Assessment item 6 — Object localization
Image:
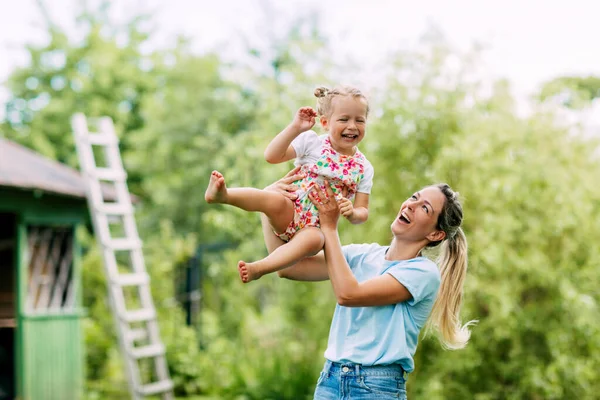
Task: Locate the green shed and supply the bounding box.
[0,138,116,400]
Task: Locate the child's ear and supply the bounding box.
[320,116,329,130]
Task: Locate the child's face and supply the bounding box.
[321,96,368,155]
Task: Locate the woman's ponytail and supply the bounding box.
[425,185,477,349]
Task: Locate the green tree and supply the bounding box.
[0,3,204,397]
[2,1,158,177]
[4,3,600,397]
[127,14,341,398]
[416,91,600,400]
[539,75,600,108]
[363,33,600,399]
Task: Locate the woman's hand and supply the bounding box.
[308,181,341,231]
[264,166,304,200]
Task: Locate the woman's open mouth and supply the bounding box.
[398,211,411,224]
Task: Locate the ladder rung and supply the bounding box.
[137,380,174,396]
[126,328,148,342]
[94,167,126,181]
[113,272,149,286]
[130,343,165,359]
[87,133,118,145]
[122,308,156,323]
[105,238,142,251]
[97,203,133,215]
[73,114,172,397]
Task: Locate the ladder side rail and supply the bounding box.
[98,118,142,245]
[98,117,172,396]
[72,113,143,400]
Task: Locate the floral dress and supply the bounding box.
[275,136,369,242]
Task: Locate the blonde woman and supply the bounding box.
[262,170,475,400]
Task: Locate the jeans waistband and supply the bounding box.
[323,360,405,377]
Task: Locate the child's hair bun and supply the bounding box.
[314,86,329,98]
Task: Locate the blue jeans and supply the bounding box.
[313,360,407,399]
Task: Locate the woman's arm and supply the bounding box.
[259,213,329,281]
[261,168,329,281]
[309,183,413,307]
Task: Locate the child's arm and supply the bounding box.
[264,107,317,164]
[339,193,369,225]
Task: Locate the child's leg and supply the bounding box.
[238,227,324,283]
[205,170,294,233]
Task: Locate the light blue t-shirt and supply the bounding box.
[323,243,441,372]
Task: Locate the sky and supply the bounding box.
[0,0,599,122]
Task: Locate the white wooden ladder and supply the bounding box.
[72,113,174,399]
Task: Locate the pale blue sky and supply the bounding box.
[1,0,599,120]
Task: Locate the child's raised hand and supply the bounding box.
[338,197,354,219]
[292,107,317,133]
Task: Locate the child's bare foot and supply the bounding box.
[205,171,228,204]
[238,260,263,283]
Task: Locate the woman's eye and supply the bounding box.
[411,195,417,200]
[423,205,429,214]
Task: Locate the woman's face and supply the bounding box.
[391,186,447,243]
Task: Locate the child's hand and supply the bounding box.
[338,197,354,219]
[292,107,317,133]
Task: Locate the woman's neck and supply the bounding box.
[385,238,426,261]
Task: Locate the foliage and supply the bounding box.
[538,75,600,108]
[2,3,600,399]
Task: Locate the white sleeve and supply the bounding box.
[291,130,320,159]
[357,159,374,194]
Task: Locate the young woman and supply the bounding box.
[259,169,475,399]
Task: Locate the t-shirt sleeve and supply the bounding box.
[357,159,374,194]
[342,243,359,262]
[291,130,320,159]
[387,259,440,306]
[342,243,376,271]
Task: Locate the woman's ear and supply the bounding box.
[426,229,446,243]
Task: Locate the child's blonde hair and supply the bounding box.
[314,86,370,119]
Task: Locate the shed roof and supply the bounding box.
[0,137,121,201]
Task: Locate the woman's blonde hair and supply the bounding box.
[313,85,370,120]
[425,183,477,350]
